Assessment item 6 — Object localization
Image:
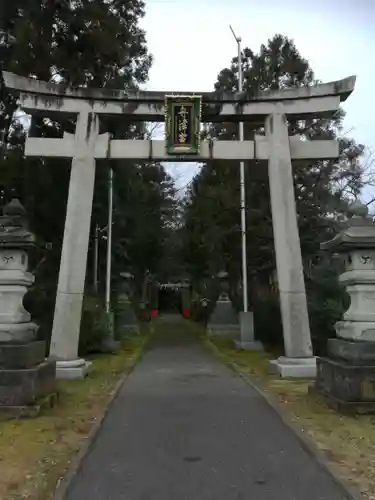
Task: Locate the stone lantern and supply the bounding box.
[314,201,375,413]
[0,199,56,419]
[207,271,240,338]
[216,270,230,297]
[116,272,139,335]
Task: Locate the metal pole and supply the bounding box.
[93,224,99,293]
[105,167,113,313]
[230,25,248,313]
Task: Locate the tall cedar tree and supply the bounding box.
[0,0,177,333]
[183,35,364,319]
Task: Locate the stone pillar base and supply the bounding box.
[269,356,317,378]
[0,340,57,420]
[55,358,91,380]
[314,338,375,414]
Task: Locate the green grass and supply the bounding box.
[0,334,149,500]
[207,336,375,499]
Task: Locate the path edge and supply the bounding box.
[205,339,363,500]
[52,333,151,500]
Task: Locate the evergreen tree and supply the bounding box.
[182,34,365,342]
[0,0,177,346]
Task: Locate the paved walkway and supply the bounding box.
[65,317,349,499]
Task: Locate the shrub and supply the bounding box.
[24,284,55,354]
[253,295,283,348]
[79,295,112,355]
[307,267,348,355]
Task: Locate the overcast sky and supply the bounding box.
[140,0,375,190]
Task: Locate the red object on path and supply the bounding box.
[183,308,190,318]
[151,309,159,318]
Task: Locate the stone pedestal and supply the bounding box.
[207,292,240,338]
[235,311,264,351]
[0,200,57,418]
[0,341,57,419]
[314,338,375,413]
[314,202,375,412]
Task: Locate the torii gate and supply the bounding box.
[3,71,355,379]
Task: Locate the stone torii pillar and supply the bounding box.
[49,117,109,379]
[266,113,315,377]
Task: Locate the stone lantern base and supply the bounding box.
[0,340,57,420]
[313,338,375,414]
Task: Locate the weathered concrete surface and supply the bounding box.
[3,71,355,103]
[65,319,348,500]
[25,136,339,162]
[266,113,315,378]
[49,112,99,379]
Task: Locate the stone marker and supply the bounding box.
[207,272,240,338]
[314,202,375,413]
[0,199,57,419]
[115,272,139,336]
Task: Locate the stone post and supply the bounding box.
[265,113,316,377]
[314,202,375,413]
[0,199,57,419]
[49,112,100,379]
[235,280,263,351]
